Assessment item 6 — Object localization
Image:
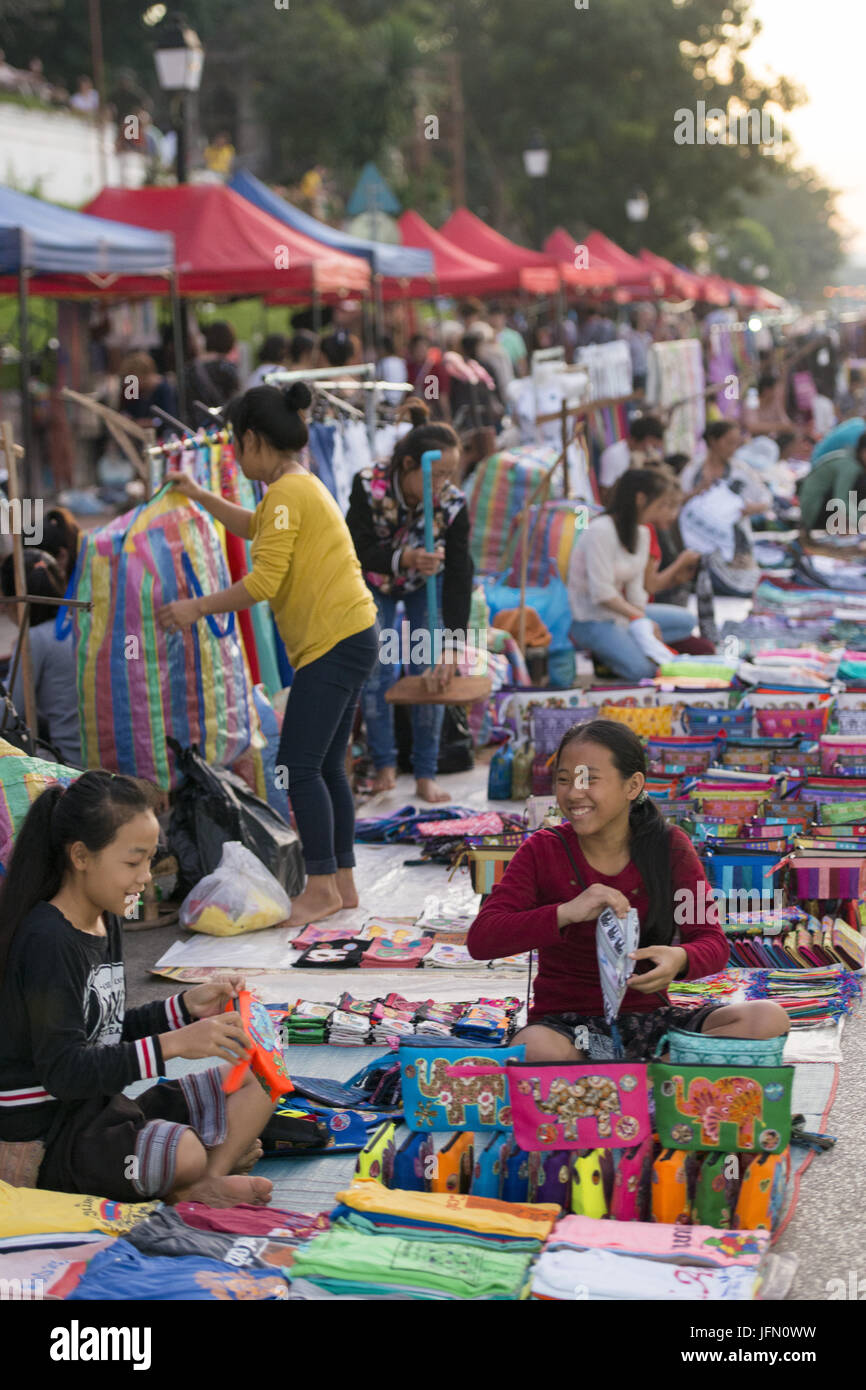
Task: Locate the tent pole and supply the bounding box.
[3,420,37,740]
[169,271,187,425]
[312,287,322,336]
[17,231,33,497]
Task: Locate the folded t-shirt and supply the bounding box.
[67,1239,290,1301]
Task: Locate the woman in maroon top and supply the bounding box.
[468,719,789,1061]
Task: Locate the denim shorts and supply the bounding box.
[533,1002,725,1062]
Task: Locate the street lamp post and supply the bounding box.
[153,12,204,183]
[523,133,550,250]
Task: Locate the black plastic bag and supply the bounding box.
[394,702,475,776]
[167,740,304,900]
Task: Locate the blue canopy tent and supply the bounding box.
[228,168,434,281]
[0,185,176,487]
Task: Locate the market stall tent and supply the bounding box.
[396,210,514,296]
[228,168,434,282]
[581,230,665,299]
[439,207,561,294]
[83,184,370,297]
[543,228,617,291]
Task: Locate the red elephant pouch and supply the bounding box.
[500,1062,652,1151]
[649,1063,794,1155]
[223,990,294,1103]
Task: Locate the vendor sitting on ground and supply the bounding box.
[0,549,82,767]
[346,398,474,804]
[467,719,790,1061]
[156,382,379,927]
[567,469,701,682]
[0,771,275,1206]
[797,429,866,543]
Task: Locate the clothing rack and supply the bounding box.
[265,364,414,453]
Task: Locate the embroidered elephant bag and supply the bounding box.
[649,1063,794,1154]
[499,1062,652,1151]
[398,1044,525,1133]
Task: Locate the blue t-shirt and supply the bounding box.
[811,418,866,464]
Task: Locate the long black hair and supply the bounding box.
[0,770,155,985]
[0,549,65,626]
[227,381,312,453]
[388,397,459,487]
[605,468,669,553]
[554,718,673,946]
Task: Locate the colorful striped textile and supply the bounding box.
[67,486,254,790]
[465,446,563,575]
[0,739,80,870]
[503,499,598,586]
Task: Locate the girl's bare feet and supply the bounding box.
[416,777,451,804]
[370,766,397,793]
[285,875,342,928]
[231,1139,263,1175]
[172,1174,273,1207]
[335,867,359,910]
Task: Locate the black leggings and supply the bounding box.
[277,624,379,875]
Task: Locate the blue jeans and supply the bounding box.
[570,603,696,682]
[362,587,444,781]
[277,624,379,875]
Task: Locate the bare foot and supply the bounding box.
[371,766,397,793]
[285,877,342,928]
[231,1139,263,1174]
[335,867,359,910]
[416,778,451,804]
[172,1174,273,1207]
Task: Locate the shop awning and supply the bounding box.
[396,210,514,296]
[582,231,665,298]
[228,168,433,281]
[80,184,370,297]
[543,229,617,290]
[439,208,561,294]
[0,184,174,287]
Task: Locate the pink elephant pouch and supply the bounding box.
[492,1062,652,1151]
[610,1135,655,1222]
[649,1063,794,1154]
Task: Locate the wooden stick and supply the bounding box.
[2,420,37,740]
[59,386,151,441]
[0,595,91,609]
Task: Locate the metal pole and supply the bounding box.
[3,420,38,740]
[175,93,188,184]
[88,0,108,190]
[169,270,187,424]
[17,232,33,497]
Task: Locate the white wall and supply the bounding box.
[0,103,148,202]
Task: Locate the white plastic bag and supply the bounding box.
[679,482,744,562]
[179,840,292,936]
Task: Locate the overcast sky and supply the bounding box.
[749,0,866,260]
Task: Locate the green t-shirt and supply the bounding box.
[797,449,866,533]
[498,326,527,367]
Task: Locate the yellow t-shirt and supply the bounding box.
[243,472,376,670]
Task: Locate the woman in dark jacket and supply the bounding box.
[346,400,474,803]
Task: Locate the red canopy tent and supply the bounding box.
[581,231,665,299]
[81,185,370,298]
[543,228,617,290]
[396,210,509,296]
[637,248,708,302]
[439,207,561,294]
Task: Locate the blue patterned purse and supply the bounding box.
[656,1029,787,1068]
[398,1043,525,1132]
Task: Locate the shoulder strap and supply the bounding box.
[548,826,588,893]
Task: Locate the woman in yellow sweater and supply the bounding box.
[156,382,378,927]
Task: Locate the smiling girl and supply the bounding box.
[0,772,275,1206]
[467,719,789,1061]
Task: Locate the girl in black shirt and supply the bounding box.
[0,771,276,1206]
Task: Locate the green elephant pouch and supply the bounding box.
[399,1044,525,1133]
[649,1063,794,1154]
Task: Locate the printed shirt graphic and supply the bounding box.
[83,962,126,1046]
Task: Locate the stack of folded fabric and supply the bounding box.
[327,1010,372,1045]
[453,999,520,1044]
[531,1215,768,1301]
[288,1184,558,1300]
[285,1001,331,1045]
[424,942,480,969]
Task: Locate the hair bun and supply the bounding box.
[399,395,430,429]
[283,381,312,412]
